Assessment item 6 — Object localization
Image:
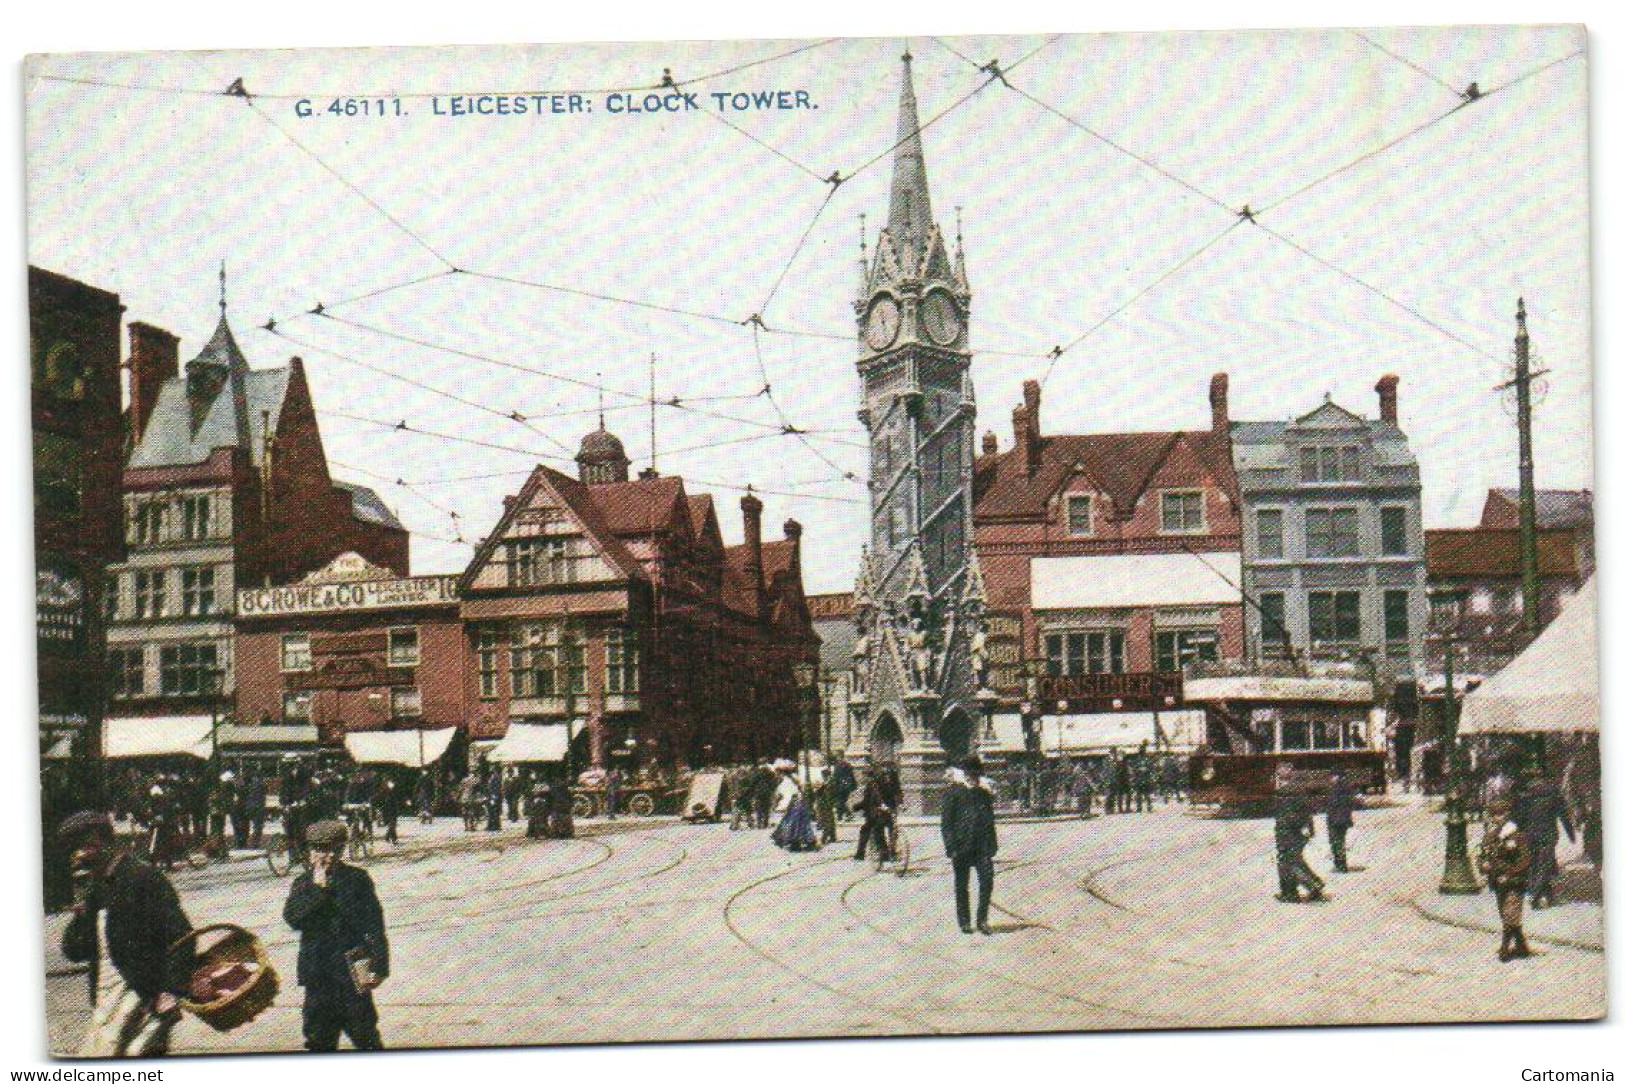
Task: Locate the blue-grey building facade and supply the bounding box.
[1231,375,1428,688]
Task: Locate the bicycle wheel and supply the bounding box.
[572,793,597,820]
[891,828,912,876]
[266,835,291,877]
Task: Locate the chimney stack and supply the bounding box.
[1209,372,1230,433]
[1376,373,1400,425]
[127,322,179,444]
[740,490,764,607]
[1013,380,1043,476]
[783,518,803,579]
[981,430,998,456]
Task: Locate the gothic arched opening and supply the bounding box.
[870,713,904,765]
[939,707,975,761]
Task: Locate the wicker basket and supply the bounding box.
[172,923,280,1033]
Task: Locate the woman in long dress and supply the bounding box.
[771,764,818,852]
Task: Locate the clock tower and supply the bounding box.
[848,51,989,813]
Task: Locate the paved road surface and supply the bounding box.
[43,796,1603,1054]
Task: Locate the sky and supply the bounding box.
[24,26,1592,593]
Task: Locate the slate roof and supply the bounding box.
[1485,489,1594,530]
[333,480,405,531]
[128,366,290,469]
[974,429,1237,522]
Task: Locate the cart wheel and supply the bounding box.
[266,835,291,877]
[572,793,597,820]
[628,793,656,818]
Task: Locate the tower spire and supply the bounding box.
[219,259,228,313]
[887,49,934,249]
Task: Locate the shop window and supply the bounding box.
[388,626,420,667]
[1155,629,1219,672]
[280,633,312,672]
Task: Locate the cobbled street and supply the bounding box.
[43,796,1603,1054]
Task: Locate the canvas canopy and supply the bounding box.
[1039,710,1205,754]
[487,720,584,763]
[104,716,214,759]
[345,726,457,767]
[1458,578,1599,736]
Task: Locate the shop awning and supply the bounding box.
[345,727,458,767]
[104,716,214,759]
[487,720,584,763]
[1040,710,1206,754]
[1031,552,1241,610]
[1183,675,1373,704]
[216,723,321,751]
[1459,578,1598,736]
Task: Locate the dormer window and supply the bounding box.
[1065,494,1093,537]
[1159,491,1206,535]
[1300,445,1361,483]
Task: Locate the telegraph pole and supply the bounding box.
[1497,299,1549,638]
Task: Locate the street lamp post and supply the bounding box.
[1430,588,1480,895]
[792,661,818,783]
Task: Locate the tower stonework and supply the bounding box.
[847,52,989,814]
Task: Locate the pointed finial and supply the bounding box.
[219,260,228,313]
[597,378,606,429]
[902,40,913,65]
[859,212,868,257]
[1516,296,1529,341]
[954,204,964,246]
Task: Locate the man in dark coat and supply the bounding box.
[1324,772,1359,873]
[484,766,504,832]
[1513,771,1576,908]
[59,812,194,1056]
[853,766,896,862]
[284,819,390,1052]
[1274,792,1325,902]
[941,756,999,935]
[236,767,268,848]
[752,762,777,829]
[830,756,858,821]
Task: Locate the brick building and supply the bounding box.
[30,267,127,763]
[970,376,1244,752]
[104,282,409,741]
[459,421,819,771]
[234,551,468,756]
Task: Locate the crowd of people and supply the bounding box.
[1010,745,1187,818]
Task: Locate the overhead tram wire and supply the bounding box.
[319,407,573,463]
[697,106,827,182]
[1351,31,1466,99]
[1038,218,1246,388]
[35,37,841,103]
[263,268,460,333]
[461,268,743,329]
[270,325,574,452]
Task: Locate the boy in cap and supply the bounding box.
[283,819,390,1051]
[58,811,194,1056]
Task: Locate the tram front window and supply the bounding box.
[1281,719,1312,751]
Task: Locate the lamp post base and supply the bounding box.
[1439,805,1482,895]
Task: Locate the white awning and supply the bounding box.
[1183,675,1373,704]
[1031,552,1241,610]
[345,727,458,767]
[1459,578,1598,736]
[1040,710,1205,754]
[104,716,214,759]
[487,720,584,763]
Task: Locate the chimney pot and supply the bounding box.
[1209,372,1230,433]
[1376,373,1400,425]
[982,430,998,456]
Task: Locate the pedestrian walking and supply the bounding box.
[458,773,480,832]
[284,820,390,1051]
[771,763,817,851]
[831,755,857,821]
[527,776,551,839]
[415,770,435,824]
[1071,758,1095,819]
[1274,791,1325,902]
[58,812,194,1057]
[504,768,523,823]
[1132,742,1155,812]
[209,771,236,845]
[941,756,998,935]
[484,766,504,832]
[728,766,753,830]
[238,767,267,848]
[1109,749,1131,814]
[605,767,621,821]
[377,775,400,845]
[813,778,838,844]
[1513,770,1576,909]
[853,766,895,862]
[549,776,576,839]
[1324,772,1359,872]
[1480,803,1533,962]
[752,761,777,829]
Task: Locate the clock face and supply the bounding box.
[920,291,962,346]
[864,297,901,351]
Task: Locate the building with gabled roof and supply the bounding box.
[104,275,408,737]
[459,420,818,772]
[969,375,1245,759]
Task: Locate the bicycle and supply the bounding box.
[870,819,912,876]
[265,801,308,877]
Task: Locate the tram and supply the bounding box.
[1183,674,1387,807]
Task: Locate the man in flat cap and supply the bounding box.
[58,811,194,1056]
[283,819,390,1052]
